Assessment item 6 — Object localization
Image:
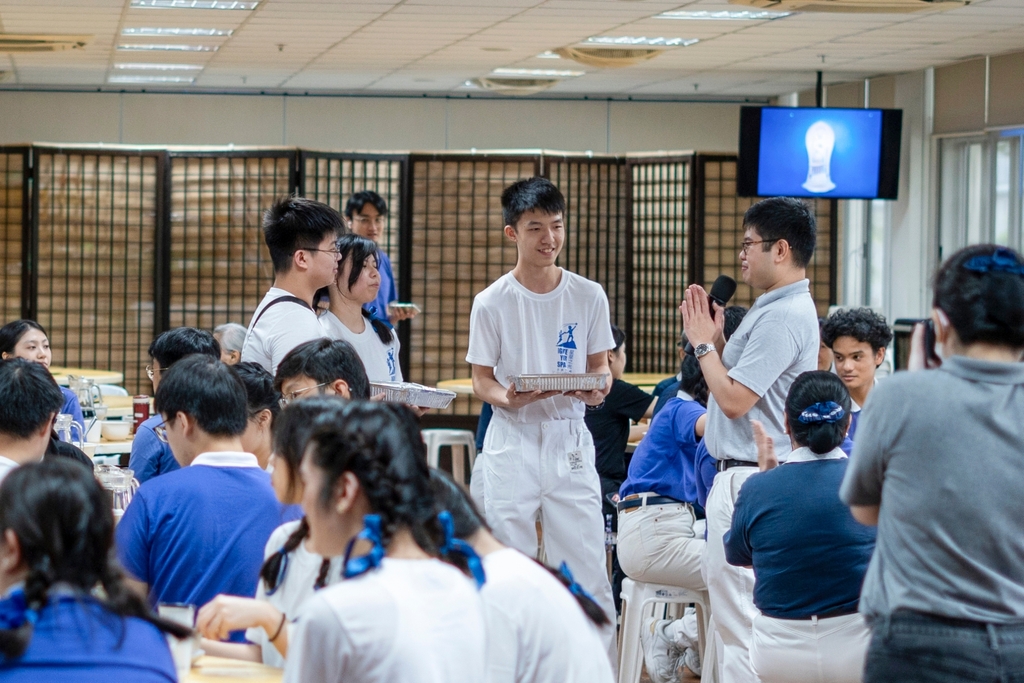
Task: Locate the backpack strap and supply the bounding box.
[247,295,313,335]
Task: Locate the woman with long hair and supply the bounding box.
[0,320,84,433]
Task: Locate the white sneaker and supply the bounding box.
[681,646,702,677]
[641,617,683,683]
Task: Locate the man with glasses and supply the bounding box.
[344,190,418,326]
[680,196,820,683]
[273,338,371,407]
[129,327,221,484]
[241,197,344,374]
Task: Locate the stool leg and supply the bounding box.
[617,586,644,683]
[452,444,466,485]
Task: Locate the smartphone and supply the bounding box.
[922,319,940,365]
[892,318,940,369]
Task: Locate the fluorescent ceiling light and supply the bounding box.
[114,63,203,70]
[655,10,790,20]
[536,51,561,59]
[117,43,218,51]
[130,0,257,8]
[108,75,196,83]
[492,68,583,77]
[584,36,698,47]
[122,27,233,36]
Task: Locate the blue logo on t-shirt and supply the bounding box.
[387,348,397,381]
[557,323,578,372]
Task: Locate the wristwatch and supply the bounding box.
[693,343,716,359]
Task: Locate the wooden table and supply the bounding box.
[437,378,474,395]
[438,373,673,397]
[49,366,124,386]
[183,655,282,682]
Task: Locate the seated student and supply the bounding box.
[0,320,84,435]
[0,359,64,483]
[820,307,892,442]
[284,401,486,683]
[320,234,403,383]
[129,327,221,484]
[724,371,876,683]
[274,337,371,405]
[232,362,280,471]
[116,355,283,643]
[214,322,247,365]
[196,397,344,668]
[0,459,190,682]
[242,197,343,374]
[431,469,614,683]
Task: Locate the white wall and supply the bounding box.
[0,90,741,153]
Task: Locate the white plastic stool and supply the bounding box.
[618,577,712,683]
[422,429,476,487]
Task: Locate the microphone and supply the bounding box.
[684,275,738,356]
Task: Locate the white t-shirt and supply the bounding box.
[481,548,614,683]
[320,311,402,383]
[283,558,486,683]
[245,520,341,668]
[0,456,18,485]
[241,287,326,374]
[466,270,615,423]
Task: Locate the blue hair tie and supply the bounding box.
[797,401,846,425]
[0,588,34,630]
[559,562,597,603]
[963,248,1024,276]
[437,511,486,589]
[342,514,386,579]
[264,546,289,597]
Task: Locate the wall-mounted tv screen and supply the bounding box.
[738,106,903,200]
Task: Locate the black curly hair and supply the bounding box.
[933,244,1024,348]
[820,308,893,357]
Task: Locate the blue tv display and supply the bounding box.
[738,106,902,200]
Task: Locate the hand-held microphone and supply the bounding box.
[684,275,738,356]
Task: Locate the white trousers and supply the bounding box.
[617,498,705,592]
[750,612,870,683]
[480,413,617,668]
[702,466,759,683]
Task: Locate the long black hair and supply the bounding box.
[785,371,851,455]
[336,234,394,345]
[0,320,47,357]
[231,362,281,422]
[0,459,191,658]
[933,244,1024,349]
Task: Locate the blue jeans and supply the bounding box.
[865,610,1024,683]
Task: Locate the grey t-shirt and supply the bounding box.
[705,279,819,463]
[841,356,1024,623]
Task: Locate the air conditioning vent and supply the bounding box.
[729,0,966,12]
[471,77,559,96]
[0,34,91,52]
[555,46,664,68]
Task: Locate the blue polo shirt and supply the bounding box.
[0,590,177,682]
[116,451,281,642]
[59,387,84,429]
[129,415,180,483]
[369,249,398,322]
[620,397,705,503]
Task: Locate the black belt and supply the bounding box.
[617,495,684,512]
[716,459,757,472]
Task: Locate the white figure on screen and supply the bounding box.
[803,120,837,193]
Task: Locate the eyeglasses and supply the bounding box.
[740,238,780,255]
[352,215,386,227]
[146,363,171,381]
[302,247,341,258]
[154,423,169,443]
[279,382,330,408]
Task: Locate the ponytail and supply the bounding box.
[260,517,310,594]
[362,308,396,346]
[540,560,610,627]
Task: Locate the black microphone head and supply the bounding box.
[709,275,737,307]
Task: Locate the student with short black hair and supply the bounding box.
[231,362,281,471]
[0,359,64,483]
[274,337,371,405]
[0,459,190,682]
[242,197,344,374]
[129,326,222,483]
[116,355,282,643]
[821,307,892,441]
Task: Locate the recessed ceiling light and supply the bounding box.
[536,51,561,59]
[114,63,203,70]
[122,27,233,36]
[584,36,698,47]
[117,43,218,51]
[491,67,584,77]
[108,75,196,84]
[130,0,257,8]
[654,10,790,20]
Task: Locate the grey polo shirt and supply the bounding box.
[704,279,819,463]
[841,356,1024,623]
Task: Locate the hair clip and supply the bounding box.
[797,401,846,424]
[438,511,486,588]
[0,588,34,630]
[559,561,597,603]
[342,514,386,579]
[963,248,1024,276]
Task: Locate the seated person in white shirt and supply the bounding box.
[116,356,283,643]
[0,359,64,484]
[241,197,344,374]
[430,469,614,683]
[273,338,371,406]
[283,401,486,683]
[320,234,402,384]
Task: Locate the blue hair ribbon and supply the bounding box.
[438,510,487,589]
[264,546,289,597]
[559,561,597,604]
[0,588,34,630]
[797,401,846,425]
[342,514,386,579]
[963,248,1024,276]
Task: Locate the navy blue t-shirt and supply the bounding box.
[116,455,281,641]
[129,415,180,484]
[724,456,876,619]
[620,397,705,503]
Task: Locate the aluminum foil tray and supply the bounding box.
[506,373,609,393]
[370,382,457,410]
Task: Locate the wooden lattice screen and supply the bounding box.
[0,148,27,324]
